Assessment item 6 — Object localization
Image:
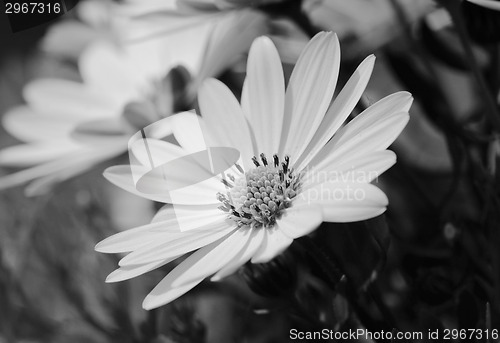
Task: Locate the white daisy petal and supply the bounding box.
[280,32,340,160]
[0,147,121,195]
[23,79,117,118]
[194,10,268,86]
[78,42,144,101]
[300,182,388,223]
[106,259,179,283]
[118,221,236,267]
[210,227,266,281]
[96,221,179,254]
[331,92,413,148]
[141,231,246,309]
[251,227,293,264]
[275,202,323,239]
[295,55,376,171]
[171,112,209,153]
[198,79,255,168]
[313,111,410,171]
[2,106,83,142]
[130,138,185,168]
[104,165,224,205]
[467,0,500,11]
[171,228,251,287]
[0,143,79,167]
[143,278,203,310]
[242,36,285,157]
[303,150,397,190]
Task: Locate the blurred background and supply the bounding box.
[1,0,500,342]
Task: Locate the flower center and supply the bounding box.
[217,154,302,229]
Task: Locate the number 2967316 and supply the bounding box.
[5,2,61,14]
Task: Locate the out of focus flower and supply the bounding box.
[41,0,124,59]
[304,0,433,57]
[0,10,268,196]
[465,0,500,11]
[96,32,412,310]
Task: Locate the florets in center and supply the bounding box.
[217,154,302,229]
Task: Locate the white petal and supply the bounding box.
[0,146,122,195]
[106,259,178,283]
[276,202,323,239]
[241,36,285,157]
[198,78,255,169]
[2,106,82,142]
[141,228,251,309]
[295,55,376,171]
[195,10,268,87]
[95,221,181,254]
[78,42,144,101]
[118,220,236,266]
[143,278,203,310]
[211,227,266,281]
[332,92,412,147]
[312,111,410,172]
[129,138,185,169]
[302,150,397,190]
[103,165,224,205]
[171,112,208,153]
[280,32,340,162]
[128,137,237,198]
[298,182,388,222]
[251,227,293,264]
[467,0,500,10]
[171,228,251,287]
[0,143,79,167]
[23,79,118,118]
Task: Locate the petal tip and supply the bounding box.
[142,296,157,311]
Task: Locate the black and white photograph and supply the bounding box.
[1,0,500,342]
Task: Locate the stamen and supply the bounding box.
[273,154,279,167]
[221,179,233,188]
[235,163,244,173]
[217,153,302,229]
[260,153,268,166]
[216,192,226,202]
[281,161,288,174]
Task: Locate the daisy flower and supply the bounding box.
[96,31,412,310]
[0,10,267,196]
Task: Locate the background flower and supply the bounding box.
[0,9,267,196]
